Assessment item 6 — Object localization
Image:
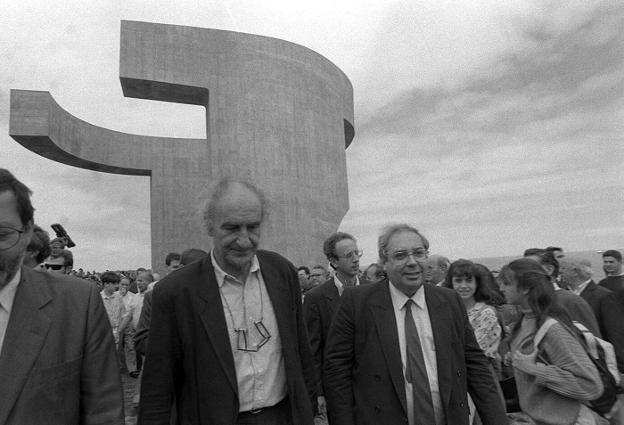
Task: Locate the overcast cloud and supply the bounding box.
[1,0,622,270]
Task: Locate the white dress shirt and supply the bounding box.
[211,251,287,412]
[0,268,21,355]
[388,282,444,425]
[117,290,145,330]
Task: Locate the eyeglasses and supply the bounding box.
[337,249,363,260]
[0,226,25,251]
[387,249,427,262]
[45,263,65,270]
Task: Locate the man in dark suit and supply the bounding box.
[560,257,624,372]
[139,179,316,425]
[324,224,507,425]
[0,169,123,425]
[303,232,367,420]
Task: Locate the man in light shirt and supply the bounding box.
[139,178,316,425]
[118,276,145,377]
[0,168,123,424]
[324,223,507,425]
[100,271,128,348]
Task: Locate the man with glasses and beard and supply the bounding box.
[0,168,123,424]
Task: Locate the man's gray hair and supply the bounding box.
[377,223,429,262]
[201,178,267,227]
[563,256,593,279]
[428,254,451,270]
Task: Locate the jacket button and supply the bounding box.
[460,401,464,407]
[374,374,381,381]
[374,406,381,413]
[457,370,461,376]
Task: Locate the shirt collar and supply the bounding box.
[388,280,426,311]
[210,249,260,287]
[333,274,360,291]
[573,279,592,295]
[101,290,118,300]
[0,268,21,315]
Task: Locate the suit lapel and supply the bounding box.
[259,255,293,351]
[581,281,596,300]
[425,286,453,410]
[195,259,238,395]
[0,268,52,424]
[322,281,339,317]
[370,281,408,415]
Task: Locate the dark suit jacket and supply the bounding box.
[139,250,316,425]
[0,267,124,425]
[324,280,507,425]
[598,275,624,310]
[555,288,601,337]
[303,278,371,396]
[580,280,624,372]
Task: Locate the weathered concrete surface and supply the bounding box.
[10,21,354,273]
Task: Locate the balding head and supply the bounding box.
[202,178,265,280]
[559,256,592,289]
[202,179,266,230]
[426,254,450,285]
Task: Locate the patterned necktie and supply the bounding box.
[404,299,435,425]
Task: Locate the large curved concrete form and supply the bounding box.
[10,20,354,273]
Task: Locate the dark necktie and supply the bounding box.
[404,299,435,425]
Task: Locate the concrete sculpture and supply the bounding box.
[10,20,354,273]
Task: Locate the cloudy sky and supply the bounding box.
[1,0,622,271]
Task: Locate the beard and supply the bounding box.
[0,252,23,289]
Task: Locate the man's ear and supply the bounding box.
[328,257,337,270]
[22,220,34,243]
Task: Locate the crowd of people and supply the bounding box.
[1,167,623,425]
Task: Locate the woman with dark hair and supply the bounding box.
[473,263,505,306]
[444,260,504,424]
[443,259,502,364]
[499,258,605,425]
